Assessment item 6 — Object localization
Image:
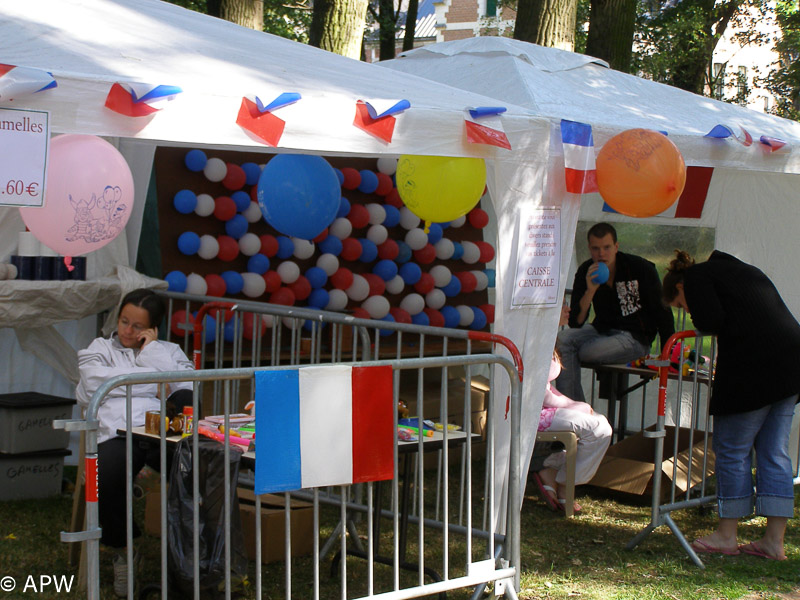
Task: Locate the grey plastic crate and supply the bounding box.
[0,448,70,500]
[0,392,76,454]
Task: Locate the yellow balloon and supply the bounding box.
[396,156,486,226]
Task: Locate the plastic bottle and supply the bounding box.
[182,406,194,436]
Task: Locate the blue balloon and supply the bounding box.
[318,235,343,256]
[241,162,261,186]
[276,236,294,259]
[486,269,496,288]
[303,319,327,332]
[442,276,462,298]
[247,253,270,274]
[358,239,378,263]
[221,271,244,295]
[379,314,396,337]
[411,311,430,327]
[257,154,341,240]
[470,307,487,330]
[231,190,251,212]
[177,232,201,255]
[305,266,328,289]
[441,306,460,329]
[184,149,207,172]
[308,288,330,309]
[224,320,241,343]
[337,197,351,218]
[451,242,464,261]
[165,270,187,292]
[382,205,400,227]
[225,214,249,239]
[592,261,610,284]
[173,189,197,214]
[395,241,412,264]
[399,262,422,285]
[426,223,443,245]
[373,259,398,281]
[333,168,344,186]
[358,170,379,194]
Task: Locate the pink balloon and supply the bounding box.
[19,135,134,257]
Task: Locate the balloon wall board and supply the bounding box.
[153,146,495,340]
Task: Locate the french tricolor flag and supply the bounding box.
[561,120,599,194]
[254,365,394,494]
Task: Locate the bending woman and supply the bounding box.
[663,250,800,561]
[76,288,194,594]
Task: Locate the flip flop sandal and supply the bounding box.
[531,471,559,512]
[739,542,787,561]
[691,538,740,556]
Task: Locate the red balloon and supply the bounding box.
[384,188,403,208]
[289,276,312,301]
[413,243,436,264]
[270,287,296,306]
[377,239,399,260]
[375,173,394,196]
[205,273,227,297]
[389,307,412,324]
[222,163,246,191]
[479,303,495,324]
[351,307,370,320]
[331,267,354,290]
[249,185,258,203]
[455,272,478,294]
[259,234,278,257]
[214,196,237,221]
[423,308,445,328]
[363,273,386,297]
[217,235,240,261]
[340,168,361,190]
[347,204,370,229]
[170,310,195,337]
[262,270,282,293]
[242,311,267,340]
[312,228,329,243]
[414,272,435,294]
[340,237,363,261]
[476,241,495,263]
[468,208,489,229]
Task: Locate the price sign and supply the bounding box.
[0,107,49,207]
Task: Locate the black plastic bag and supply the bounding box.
[167,437,248,598]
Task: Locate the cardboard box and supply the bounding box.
[0,392,75,454]
[589,425,714,498]
[0,449,69,500]
[237,488,313,564]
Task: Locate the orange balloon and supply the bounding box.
[596,129,686,218]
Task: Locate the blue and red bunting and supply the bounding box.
[237,97,286,147]
[465,107,511,150]
[105,82,182,117]
[353,100,397,143]
[0,64,57,102]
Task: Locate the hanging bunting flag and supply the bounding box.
[560,119,598,194]
[363,99,410,120]
[236,92,299,147]
[704,124,753,147]
[254,364,394,494]
[255,92,301,113]
[0,64,57,102]
[104,82,182,117]
[759,135,789,153]
[464,107,511,150]
[353,99,409,143]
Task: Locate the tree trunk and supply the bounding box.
[378,0,397,61]
[402,0,419,52]
[513,0,579,51]
[585,0,637,72]
[309,0,370,59]
[220,0,264,30]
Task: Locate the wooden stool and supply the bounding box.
[534,430,578,517]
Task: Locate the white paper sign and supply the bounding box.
[511,207,561,308]
[0,107,49,207]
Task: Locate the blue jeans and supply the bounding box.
[712,394,797,519]
[555,324,648,403]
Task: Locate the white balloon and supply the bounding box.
[346,274,369,301]
[195,193,216,217]
[425,289,446,310]
[434,238,455,260]
[399,206,421,230]
[326,288,349,311]
[282,317,302,330]
[292,238,316,260]
[457,305,475,326]
[399,293,425,315]
[241,272,267,298]
[185,273,208,296]
[461,241,481,264]
[471,270,489,291]
[329,217,353,240]
[405,228,428,251]
[430,265,452,288]
[366,224,388,245]
[243,201,263,223]
[385,275,405,295]
[376,156,398,175]
[362,296,390,319]
[277,261,300,284]
[197,235,219,260]
[449,215,466,228]
[316,253,340,276]
[238,232,261,256]
[262,314,275,329]
[203,157,227,182]
[5,263,17,279]
[365,203,386,225]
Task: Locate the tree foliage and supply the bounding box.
[760,0,800,119]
